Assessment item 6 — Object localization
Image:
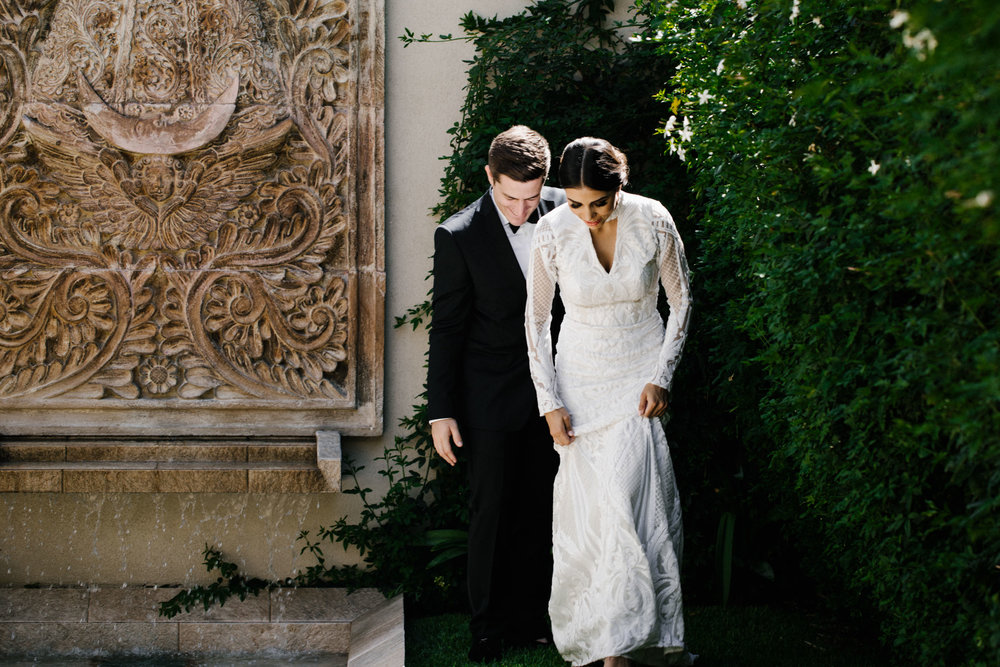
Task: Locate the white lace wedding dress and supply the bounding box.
[525,192,693,666]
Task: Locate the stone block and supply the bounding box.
[151,469,249,493]
[0,588,88,621]
[0,621,178,655]
[0,469,62,492]
[88,587,194,623]
[170,593,271,623]
[347,594,404,667]
[272,588,385,623]
[248,468,329,493]
[62,469,151,493]
[248,444,315,462]
[316,430,342,492]
[178,622,350,655]
[63,468,248,493]
[65,444,247,463]
[0,444,65,462]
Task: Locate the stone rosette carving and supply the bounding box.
[0,0,384,435]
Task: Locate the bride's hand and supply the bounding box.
[638,383,669,418]
[544,407,576,446]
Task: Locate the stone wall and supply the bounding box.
[0,0,632,587]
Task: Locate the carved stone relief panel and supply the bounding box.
[0,0,384,436]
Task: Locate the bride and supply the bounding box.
[525,137,694,666]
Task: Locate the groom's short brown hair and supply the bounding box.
[488,125,551,183]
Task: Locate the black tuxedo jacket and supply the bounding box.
[427,186,566,432]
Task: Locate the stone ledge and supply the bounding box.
[347,594,405,667]
[0,432,341,493]
[0,586,402,665]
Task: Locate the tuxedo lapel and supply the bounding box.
[472,195,527,294]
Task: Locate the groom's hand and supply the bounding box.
[431,418,463,466]
[545,408,576,446]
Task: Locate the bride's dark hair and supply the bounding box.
[557,137,629,191]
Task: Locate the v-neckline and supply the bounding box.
[588,217,620,274]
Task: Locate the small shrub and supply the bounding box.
[159,546,271,617]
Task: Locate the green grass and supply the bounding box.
[405,606,890,667]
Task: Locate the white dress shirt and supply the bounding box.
[492,188,535,278]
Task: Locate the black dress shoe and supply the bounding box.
[468,636,504,663]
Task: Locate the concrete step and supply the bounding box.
[0,586,403,665]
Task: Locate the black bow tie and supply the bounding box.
[509,215,539,234]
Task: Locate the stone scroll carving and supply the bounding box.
[0,0,384,435]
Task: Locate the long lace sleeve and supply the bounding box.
[651,212,692,391]
[525,220,563,415]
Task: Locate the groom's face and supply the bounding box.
[486,167,544,227]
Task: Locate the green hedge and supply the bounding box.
[642,0,999,664]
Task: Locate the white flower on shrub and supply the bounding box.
[972,191,995,208]
[736,0,747,8]
[902,28,938,60]
[867,160,881,175]
[890,10,937,60]
[678,117,693,142]
[790,0,800,23]
[716,58,726,75]
[664,115,677,136]
[667,137,686,162]
[697,90,715,104]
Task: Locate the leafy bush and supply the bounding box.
[641,0,999,664]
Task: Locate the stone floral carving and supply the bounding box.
[0,0,382,426]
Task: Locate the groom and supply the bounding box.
[427,125,564,663]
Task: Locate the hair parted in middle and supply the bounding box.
[557,137,629,191]
[488,125,552,183]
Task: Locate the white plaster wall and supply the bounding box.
[0,0,635,587]
[379,0,542,464]
[380,0,634,464]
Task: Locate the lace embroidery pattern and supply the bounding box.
[525,191,693,665]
